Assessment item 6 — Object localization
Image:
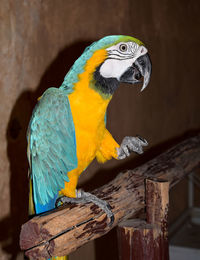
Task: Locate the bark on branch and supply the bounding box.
[20,134,200,259]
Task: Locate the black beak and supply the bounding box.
[120,53,152,91]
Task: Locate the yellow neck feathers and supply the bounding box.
[68,49,111,114]
[71,49,108,97]
[68,49,111,127]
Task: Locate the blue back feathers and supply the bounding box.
[28,88,77,213]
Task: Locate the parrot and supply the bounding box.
[27,35,151,260]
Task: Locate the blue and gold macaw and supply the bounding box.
[27,35,151,259]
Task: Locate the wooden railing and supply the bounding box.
[20,134,200,259]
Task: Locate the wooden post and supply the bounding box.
[117,220,161,260]
[146,178,169,259]
[117,178,169,260]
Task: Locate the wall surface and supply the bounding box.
[0,0,200,259]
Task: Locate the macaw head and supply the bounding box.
[61,35,152,96]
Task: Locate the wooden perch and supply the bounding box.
[20,134,200,259]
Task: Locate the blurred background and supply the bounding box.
[1,0,200,259]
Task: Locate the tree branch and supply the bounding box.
[20,134,200,259]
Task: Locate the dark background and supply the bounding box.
[1,0,200,259]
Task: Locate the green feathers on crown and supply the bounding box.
[59,35,143,93]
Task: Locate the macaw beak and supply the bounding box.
[120,53,152,91]
[135,53,152,91]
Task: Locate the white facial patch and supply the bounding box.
[100,59,133,79]
[100,42,148,79]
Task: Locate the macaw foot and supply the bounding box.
[117,135,148,159]
[55,190,114,226]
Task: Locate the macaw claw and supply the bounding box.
[55,195,77,207]
[117,135,148,159]
[55,190,115,227]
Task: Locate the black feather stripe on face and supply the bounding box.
[92,65,119,96]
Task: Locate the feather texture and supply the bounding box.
[27,87,77,212]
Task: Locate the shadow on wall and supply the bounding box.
[1,40,92,259]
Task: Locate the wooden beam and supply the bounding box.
[20,134,200,259]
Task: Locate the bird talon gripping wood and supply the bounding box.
[56,190,115,227]
[27,35,151,259]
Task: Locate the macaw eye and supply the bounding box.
[119,44,128,52]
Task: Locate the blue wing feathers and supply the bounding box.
[27,87,77,213]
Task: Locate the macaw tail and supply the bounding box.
[29,180,68,260]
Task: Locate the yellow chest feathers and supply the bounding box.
[68,49,111,166]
